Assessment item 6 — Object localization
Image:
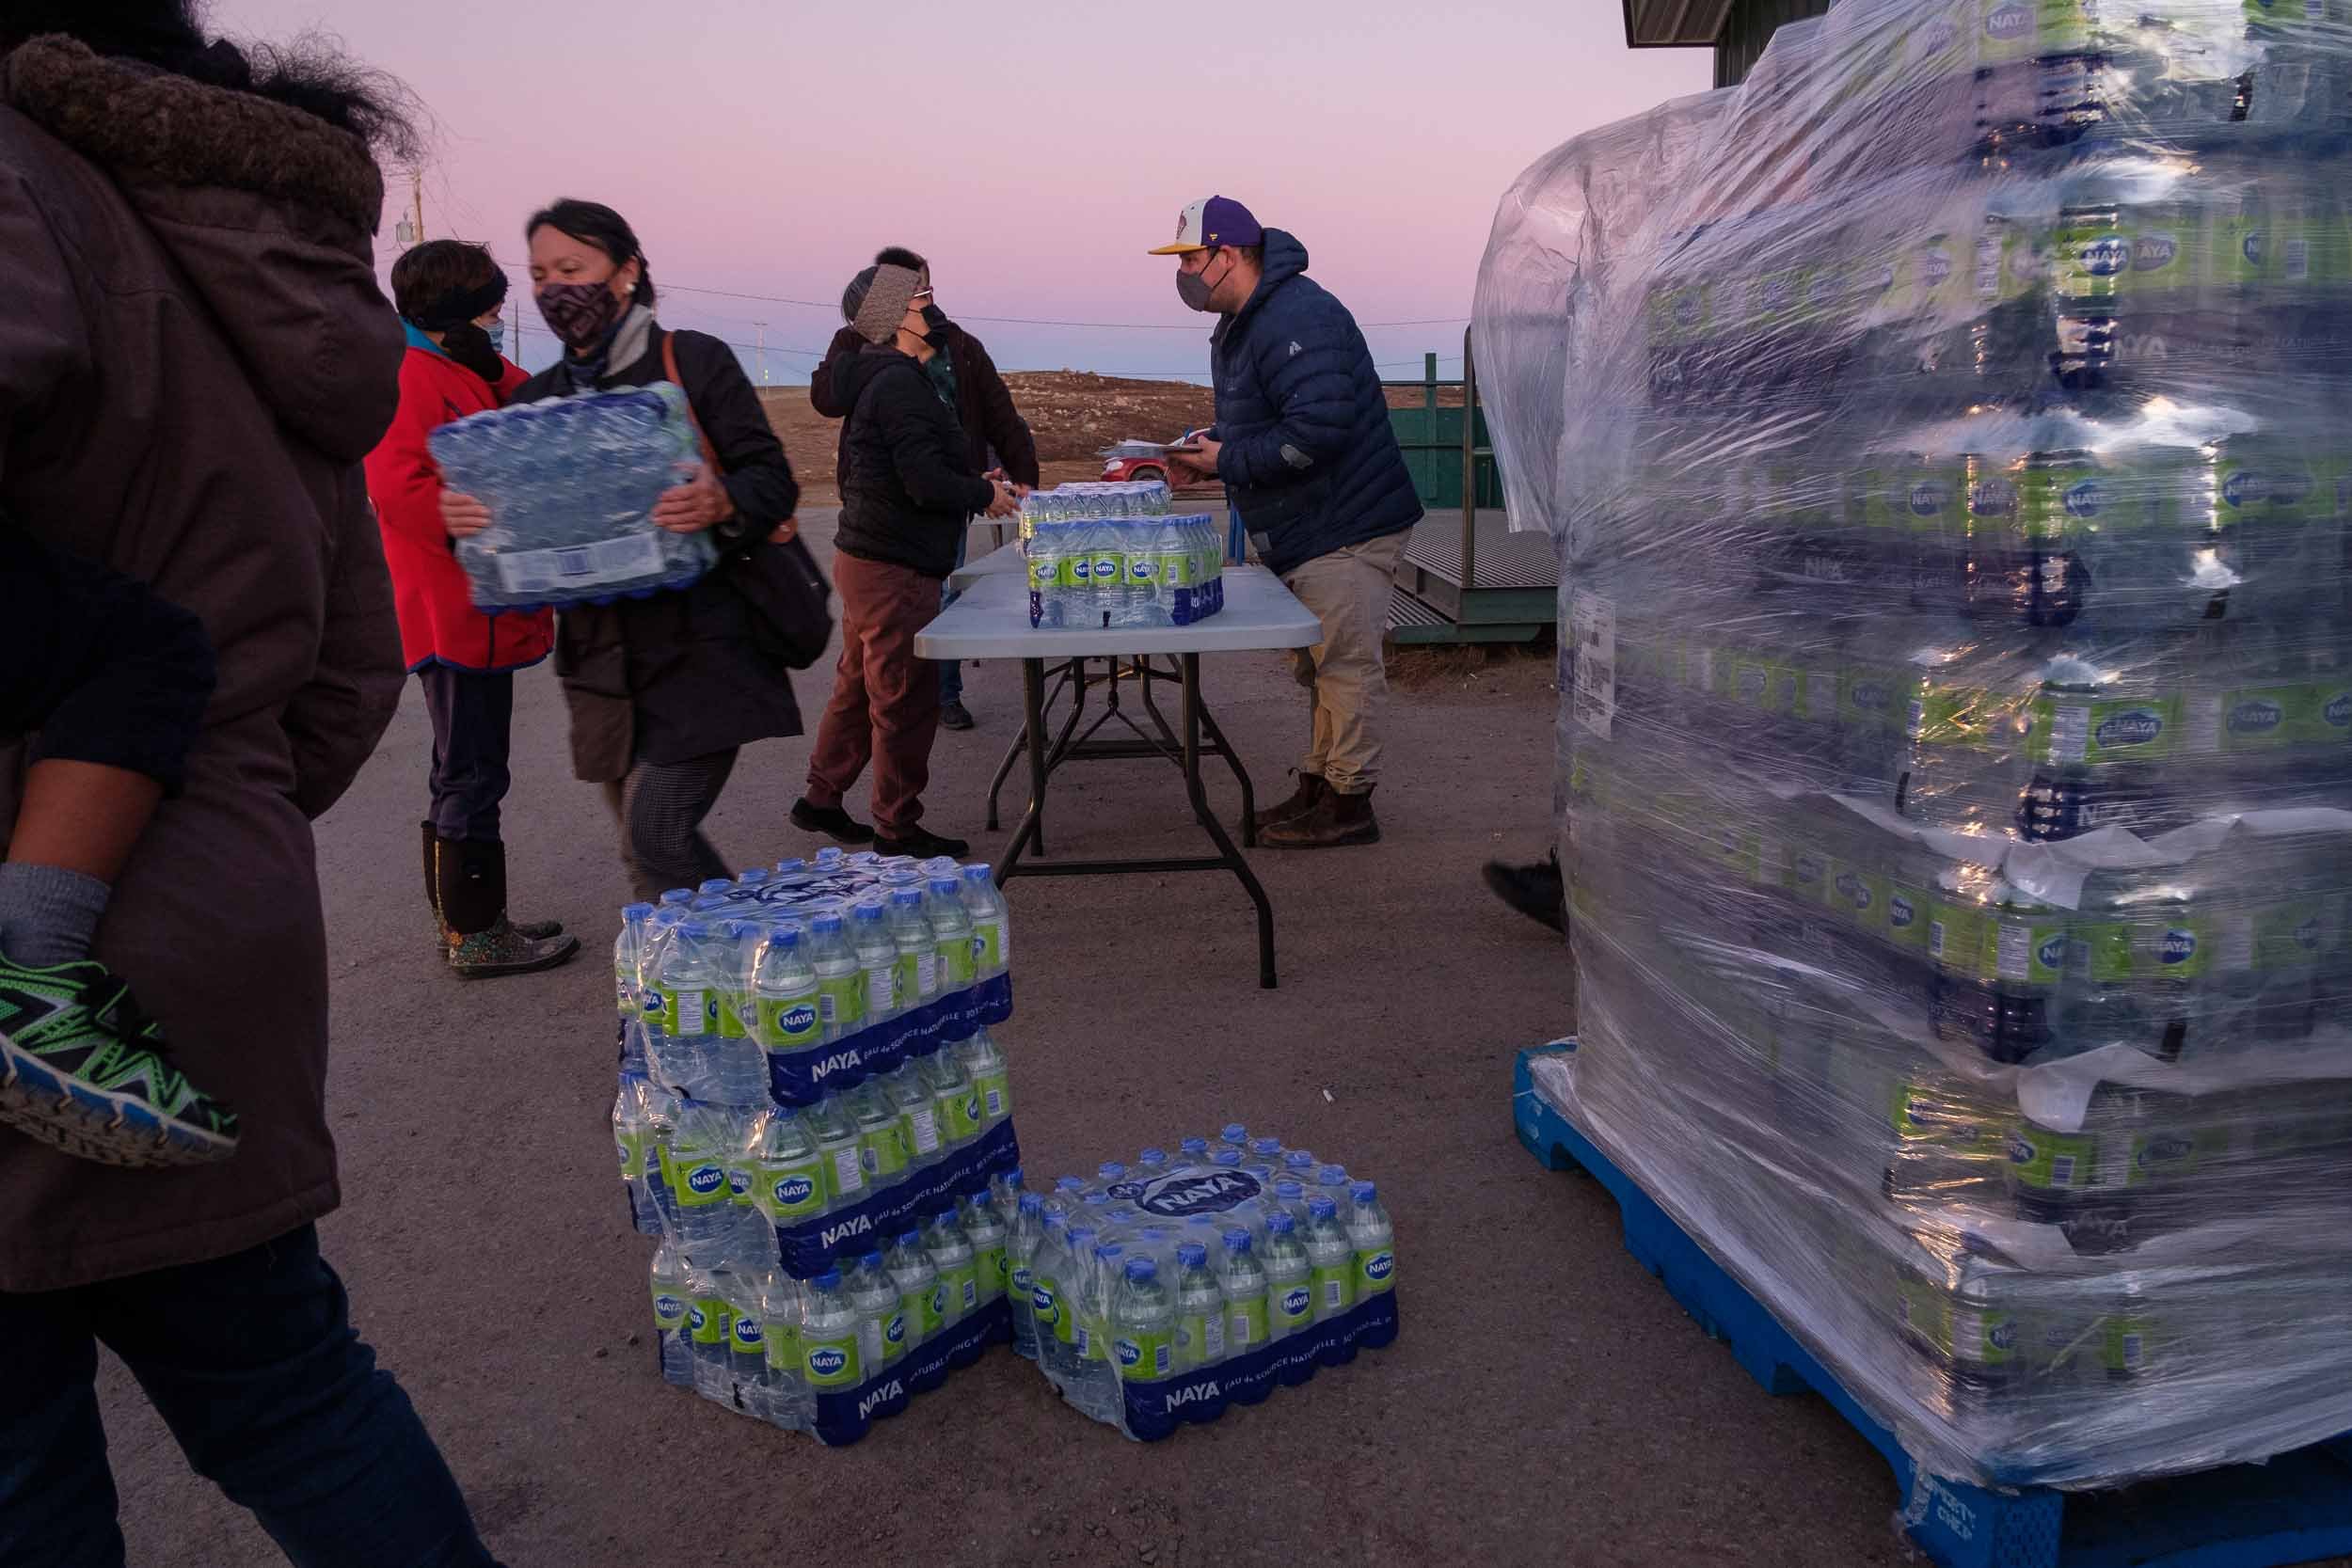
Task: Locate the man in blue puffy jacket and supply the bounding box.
[1157,197,1422,848]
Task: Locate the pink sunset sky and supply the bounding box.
[216,0,1708,384]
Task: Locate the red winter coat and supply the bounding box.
[364,328,554,671]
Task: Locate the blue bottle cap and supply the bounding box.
[1069,1227,1097,1248]
[1094,1243,1123,1261]
[767,923,803,946]
[1251,1137,1282,1156]
[1286,1150,1315,1169]
[815,1268,842,1289]
[1180,1137,1208,1156]
[1005,1166,1025,1188]
[1308,1196,1337,1219]
[1212,1149,1241,1166]
[1057,1176,1087,1192]
[862,1250,885,1268]
[1019,1193,1042,1215]
[736,868,770,886]
[1138,1148,1167,1164]
[1277,1180,1303,1199]
[622,902,656,920]
[1221,1123,1248,1142]
[678,920,710,941]
[660,888,694,905]
[1319,1165,1349,1184]
[1098,1162,1126,1180]
[1082,1192,1109,1206]
[1267,1211,1295,1233]
[963,864,993,881]
[890,888,922,907]
[1351,1181,1377,1202]
[853,902,885,921]
[690,895,727,913]
[812,912,843,933]
[774,858,807,876]
[1124,1257,1157,1283]
[929,878,961,896]
[1176,1243,1207,1267]
[1221,1228,1252,1253]
[815,848,843,864]
[699,879,734,895]
[1043,1211,1067,1232]
[898,1229,921,1246]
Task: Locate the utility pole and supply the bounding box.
[754,321,769,386]
[393,169,424,246]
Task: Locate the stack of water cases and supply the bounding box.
[611,849,1021,1446]
[1473,0,2352,1488]
[1019,480,1226,628]
[1009,1127,1399,1439]
[429,383,716,610]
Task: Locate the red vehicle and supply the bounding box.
[1101,436,1221,493]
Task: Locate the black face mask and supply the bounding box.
[919,303,950,334]
[439,319,504,386]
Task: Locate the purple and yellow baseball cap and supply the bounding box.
[1148,195,1264,255]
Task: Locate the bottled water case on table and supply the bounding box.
[609,850,1023,1446]
[1011,1127,1399,1440]
[1018,481,1227,629]
[1473,0,2352,1490]
[428,382,715,611]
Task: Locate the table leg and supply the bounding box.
[1192,689,1260,847]
[998,657,1050,883]
[1182,652,1277,990]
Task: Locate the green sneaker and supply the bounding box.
[0,954,239,1166]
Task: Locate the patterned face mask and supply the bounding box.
[535,278,627,351]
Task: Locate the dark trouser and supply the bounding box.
[0,1226,499,1568]
[805,553,943,840]
[607,751,737,901]
[417,665,515,843]
[937,527,969,705]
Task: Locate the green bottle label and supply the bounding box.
[975,1070,1011,1122]
[1226,1295,1270,1351]
[1992,913,2070,985]
[1354,1247,1397,1295]
[878,1309,908,1364]
[617,1130,646,1180]
[1312,1262,1357,1317]
[2102,1315,2151,1375]
[757,990,822,1050]
[902,1287,940,1345]
[938,936,977,989]
[764,1318,801,1371]
[1271,1278,1315,1334]
[688,1296,731,1350]
[673,1154,730,1211]
[1033,1275,1066,1339]
[756,1156,827,1222]
[942,1264,979,1319]
[2031,693,2181,767]
[1114,1327,1175,1381]
[977,1244,1009,1303]
[972,921,1006,971]
[941,1087,987,1144]
[821,1142,866,1203]
[1928,897,1990,979]
[657,986,716,1037]
[817,973,865,1032]
[714,985,749,1040]
[861,1122,909,1180]
[1177,1309,1225,1367]
[2006,1121,2095,1192]
[1076,1310,1108,1361]
[651,1285,688,1332]
[802,1332,862,1388]
[900,1104,943,1160]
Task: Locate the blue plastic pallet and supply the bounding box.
[1512,1043,2352,1568]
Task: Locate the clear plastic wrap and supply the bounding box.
[1477,0,2352,1490]
[609,852,1022,1446]
[429,383,714,610]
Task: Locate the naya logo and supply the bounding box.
[808,1047,865,1083]
[2241,230,2265,265]
[929,1286,947,1317]
[1836,871,1873,911]
[2075,236,2131,277]
[733,1319,764,1347]
[1971,479,2017,516]
[1794,854,1826,887]
[2006,1132,2037,1166]
[1117,1339,1144,1368]
[1922,247,1954,287]
[2063,480,2106,518]
[2296,917,2323,951]
[1031,1286,1058,1320]
[963,1095,983,1125]
[2220,469,2264,510]
[1758,275,1795,312]
[2230,699,2285,735]
[2161,928,2198,965]
[772,1174,817,1209]
[1987,1320,2019,1352]
[653,1292,686,1320]
[806,1346,849,1379]
[2267,467,2313,506]
[1672,292,1704,329]
[1092,555,1120,579]
[2324,693,2352,729]
[1072,559,1093,581]
[1984,0,2033,39]
[1916,18,1959,55]
[1363,1252,1395,1282]
[2133,231,2179,271]
[819,1214,874,1248]
[1281,1287,1311,1317]
[1136,1170,1265,1219]
[1164,1382,1220,1410]
[2038,933,2071,971]
[1890,892,1918,929]
[2138,1134,2195,1169]
[856,1380,904,1419]
[687,1306,708,1333]
[885,1313,907,1345]
[2095,709,2164,748]
[1851,680,1892,712]
[779,1004,818,1035]
[685,1164,726,1196]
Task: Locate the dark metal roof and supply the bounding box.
[1621,0,1736,47]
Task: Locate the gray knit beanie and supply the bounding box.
[850,262,923,346]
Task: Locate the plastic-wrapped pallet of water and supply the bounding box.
[608,849,1023,1445]
[428,382,713,611]
[1025,515,1226,630]
[1473,0,2352,1491]
[1011,1126,1399,1440]
[1019,479,1171,539]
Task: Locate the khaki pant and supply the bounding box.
[1280,531,1406,795]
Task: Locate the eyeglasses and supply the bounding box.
[912,288,935,305]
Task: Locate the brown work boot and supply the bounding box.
[1261,785,1380,849]
[1252,772,1326,832]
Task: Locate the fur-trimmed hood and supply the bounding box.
[1,35,396,460]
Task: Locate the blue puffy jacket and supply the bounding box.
[1210,230,1422,577]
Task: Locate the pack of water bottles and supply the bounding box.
[610,849,1024,1445]
[428,382,714,610]
[1477,0,2352,1489]
[1017,481,1225,630]
[1007,1127,1399,1440]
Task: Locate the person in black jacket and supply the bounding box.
[443,199,802,900]
[810,246,1039,732]
[792,262,1020,859]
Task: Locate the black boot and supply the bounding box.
[1252,772,1326,832]
[1483,851,1566,934]
[435,837,580,979]
[425,819,562,944]
[1261,784,1380,848]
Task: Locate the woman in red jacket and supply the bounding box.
[365,240,579,978]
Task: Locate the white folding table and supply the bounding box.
[914,564,1321,988]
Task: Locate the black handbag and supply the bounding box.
[665,333,834,671]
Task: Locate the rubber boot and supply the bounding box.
[424,818,563,945]
[436,837,580,979]
[1261,784,1380,849]
[1252,772,1326,832]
